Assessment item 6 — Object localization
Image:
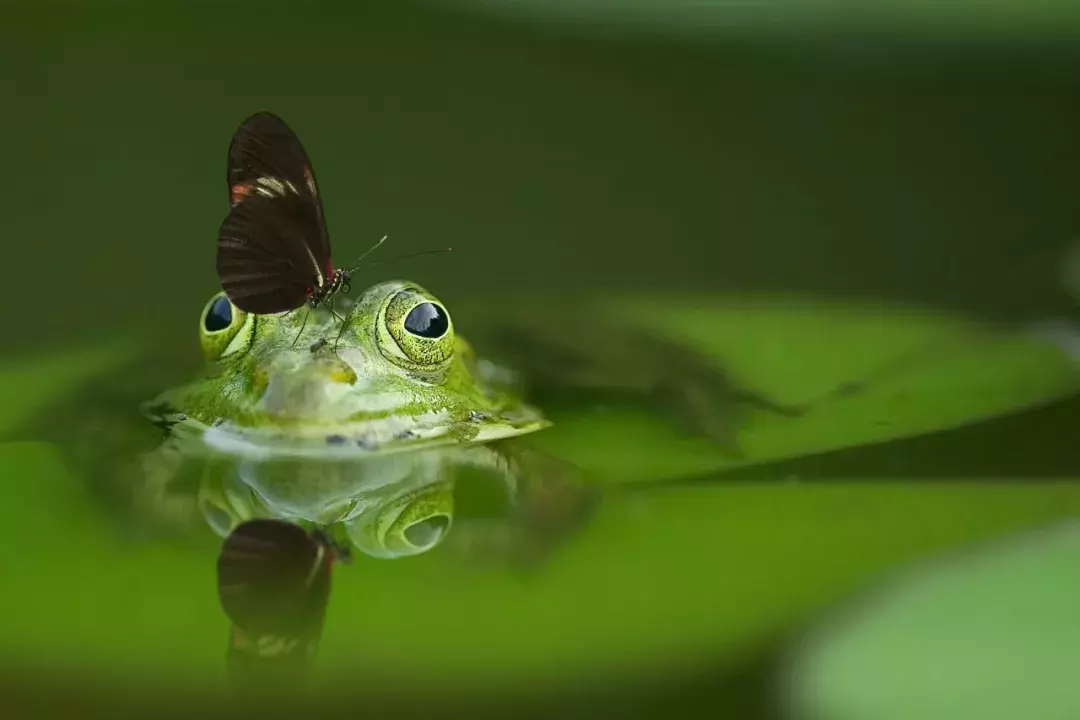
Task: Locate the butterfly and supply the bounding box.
[216,112,385,345]
[216,518,351,691]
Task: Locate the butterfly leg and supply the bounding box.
[290,309,311,349]
[328,297,351,352]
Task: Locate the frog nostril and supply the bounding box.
[403,515,450,548]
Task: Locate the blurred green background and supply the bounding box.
[4,0,1080,354]
[2,2,1080,718]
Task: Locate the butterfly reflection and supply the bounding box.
[216,518,350,693]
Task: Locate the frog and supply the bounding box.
[123,279,598,563]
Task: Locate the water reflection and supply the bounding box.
[157,441,597,562]
[134,426,597,691]
[217,519,349,692]
[200,449,460,559]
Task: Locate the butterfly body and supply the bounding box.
[306,267,352,311]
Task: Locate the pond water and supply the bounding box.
[2,3,1080,717]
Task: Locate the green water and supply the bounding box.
[3,3,1080,717]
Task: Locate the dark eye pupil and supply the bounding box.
[205,295,233,332]
[403,303,448,339]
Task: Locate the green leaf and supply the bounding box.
[787,517,1080,720]
[530,295,1080,483]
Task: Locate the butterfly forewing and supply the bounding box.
[218,112,332,314]
[226,112,329,242]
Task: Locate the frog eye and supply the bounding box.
[345,481,454,558]
[403,302,449,339]
[199,291,254,360]
[377,287,455,373]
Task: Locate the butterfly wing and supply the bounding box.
[218,192,324,314]
[217,112,332,313]
[218,519,333,691]
[216,519,332,638]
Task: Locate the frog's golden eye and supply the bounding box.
[377,287,455,374]
[199,291,254,360]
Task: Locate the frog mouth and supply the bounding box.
[196,412,551,461]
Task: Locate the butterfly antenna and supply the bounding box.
[349,246,453,272]
[341,235,389,272]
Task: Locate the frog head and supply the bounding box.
[148,280,549,460]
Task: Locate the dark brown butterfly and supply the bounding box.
[216,112,448,348]
[216,112,379,319]
[216,519,351,691]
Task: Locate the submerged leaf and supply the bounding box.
[529,294,1080,482]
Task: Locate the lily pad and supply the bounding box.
[785,518,1080,720]
[529,294,1080,483]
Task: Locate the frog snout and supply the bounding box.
[258,357,359,417]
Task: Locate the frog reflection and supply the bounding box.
[205,444,592,693]
[195,447,594,563]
